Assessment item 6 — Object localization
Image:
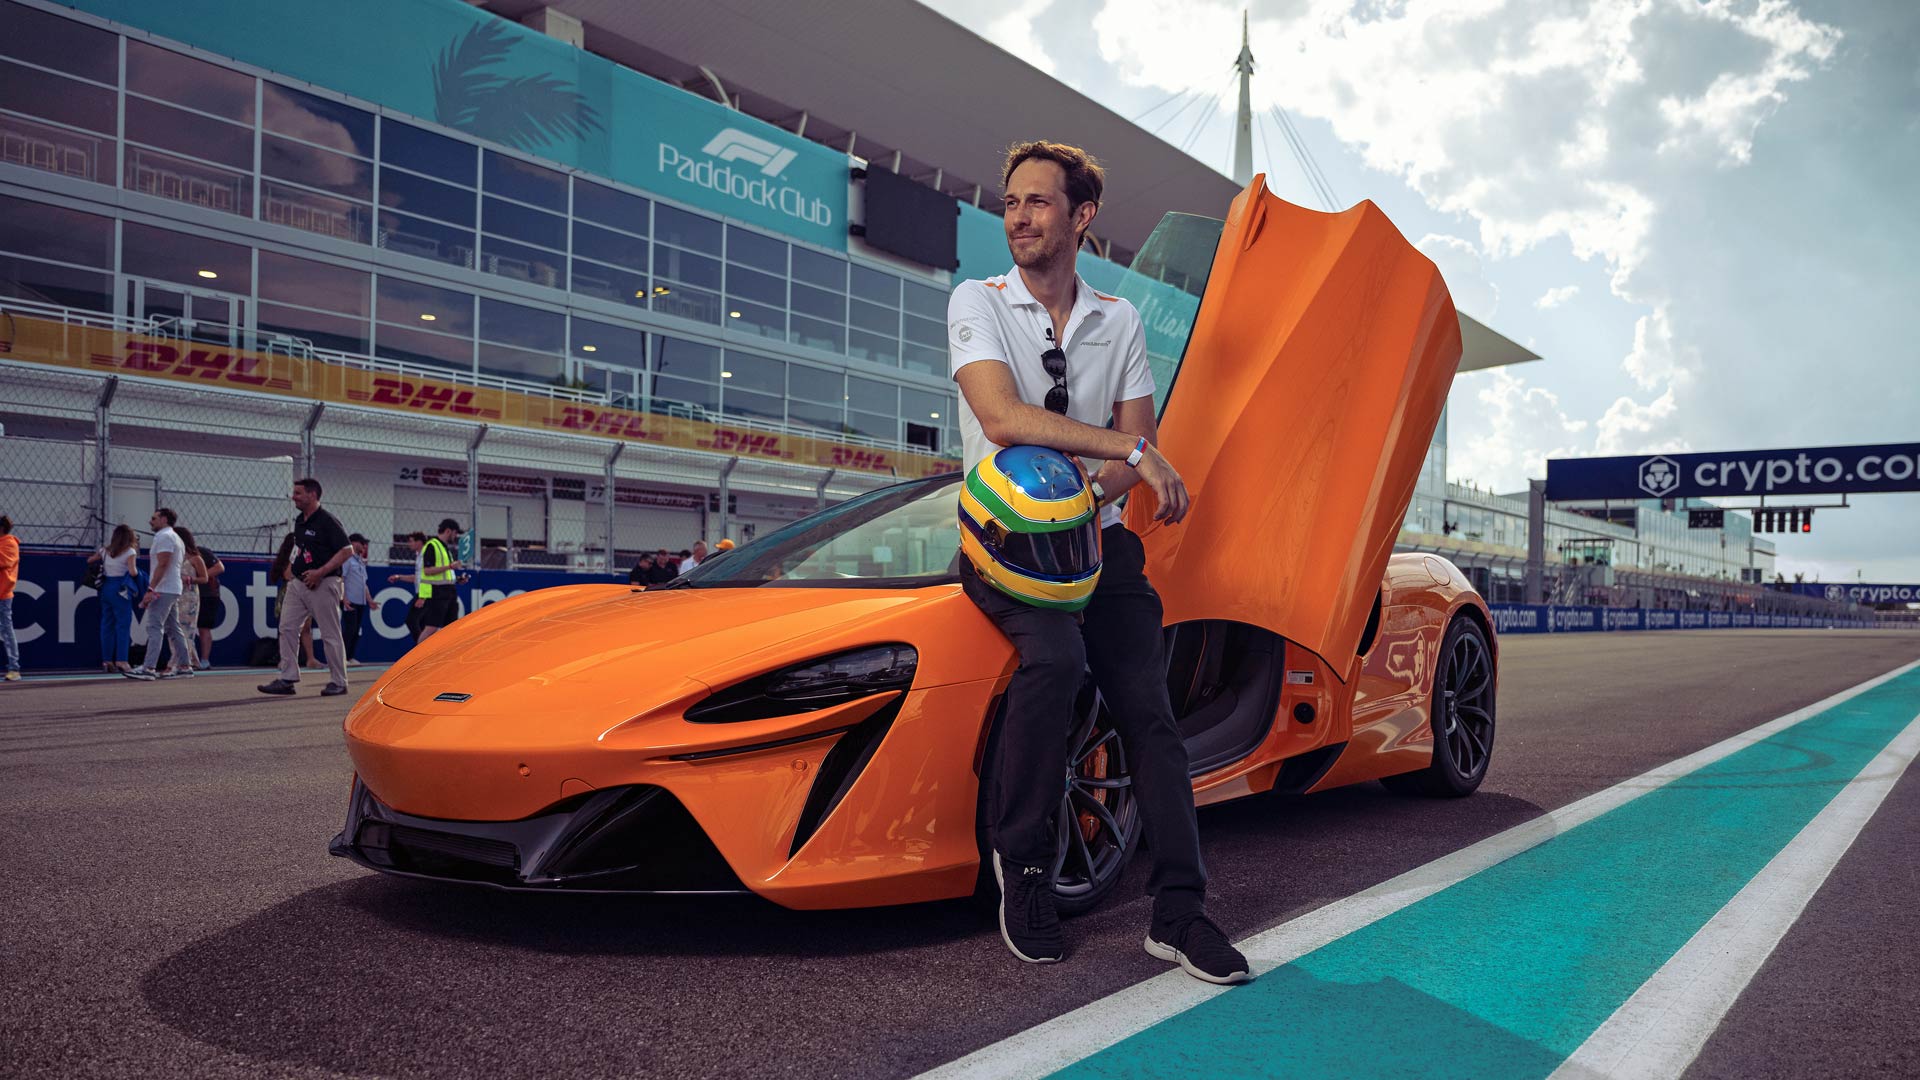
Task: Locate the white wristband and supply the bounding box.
[1125,437,1147,468]
[1090,479,1107,505]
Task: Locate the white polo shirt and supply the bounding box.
[948,267,1155,527]
[149,526,184,595]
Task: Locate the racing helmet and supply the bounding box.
[958,445,1102,611]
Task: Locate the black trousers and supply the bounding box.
[960,523,1206,918]
[341,606,363,660]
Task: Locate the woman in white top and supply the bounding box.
[89,524,139,673]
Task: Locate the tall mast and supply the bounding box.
[1232,10,1255,185]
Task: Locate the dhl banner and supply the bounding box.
[0,313,959,479]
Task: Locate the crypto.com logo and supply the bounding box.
[1825,585,1847,602]
[701,129,796,177]
[1638,455,1681,497]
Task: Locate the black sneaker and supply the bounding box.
[1146,912,1253,985]
[992,851,1064,964]
[256,679,298,695]
[320,683,349,697]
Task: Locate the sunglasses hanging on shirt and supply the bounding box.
[1042,326,1068,414]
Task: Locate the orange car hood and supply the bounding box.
[1125,177,1462,676]
[371,584,982,731]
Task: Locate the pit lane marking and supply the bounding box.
[1549,702,1920,1079]
[917,656,1920,1080]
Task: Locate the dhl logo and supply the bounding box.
[829,446,892,470]
[352,377,498,417]
[547,406,658,439]
[89,342,289,388]
[708,429,785,456]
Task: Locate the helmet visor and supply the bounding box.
[993,518,1102,579]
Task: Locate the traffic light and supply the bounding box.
[1787,509,1801,532]
[1756,509,1771,533]
[1801,508,1813,533]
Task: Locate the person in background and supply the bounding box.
[159,526,208,678]
[125,508,194,681]
[258,477,352,697]
[701,538,737,566]
[629,554,655,585]
[194,538,224,670]
[649,550,677,585]
[270,532,315,669]
[0,514,19,681]
[89,524,139,674]
[389,531,428,642]
[341,533,370,666]
[678,541,707,575]
[413,519,463,643]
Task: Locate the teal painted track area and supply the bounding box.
[1060,665,1920,1080]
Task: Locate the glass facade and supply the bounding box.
[0,0,960,454]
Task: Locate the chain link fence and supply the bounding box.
[1,362,909,573]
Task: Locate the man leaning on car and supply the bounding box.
[946,140,1251,985]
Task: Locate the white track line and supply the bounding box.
[1549,706,1920,1080]
[916,657,1920,1080]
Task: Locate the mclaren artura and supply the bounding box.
[331,178,1498,914]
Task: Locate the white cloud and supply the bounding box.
[1535,285,1580,309]
[976,2,1061,75]
[1656,1,1841,164]
[1595,382,1687,454]
[1446,368,1590,491]
[1619,305,1697,391]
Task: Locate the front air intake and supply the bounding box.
[787,695,905,856]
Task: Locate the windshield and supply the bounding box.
[677,476,963,589]
[1107,212,1226,418]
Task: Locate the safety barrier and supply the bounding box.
[4,549,623,670]
[1487,603,1892,634]
[8,553,1903,673]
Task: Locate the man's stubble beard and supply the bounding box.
[1010,227,1075,273]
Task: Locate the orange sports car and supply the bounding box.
[330,178,1496,913]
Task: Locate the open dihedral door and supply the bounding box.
[1123,177,1462,679]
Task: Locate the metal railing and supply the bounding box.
[1,297,958,465]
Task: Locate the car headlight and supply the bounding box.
[685,645,918,724]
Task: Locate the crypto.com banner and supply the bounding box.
[1545,443,1920,500]
[1789,583,1920,605]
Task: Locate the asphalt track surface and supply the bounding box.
[3,630,1917,1079]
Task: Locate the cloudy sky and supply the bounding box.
[917,0,1919,582]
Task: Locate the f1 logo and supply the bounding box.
[702,128,797,177]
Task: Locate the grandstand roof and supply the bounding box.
[479,0,1241,262]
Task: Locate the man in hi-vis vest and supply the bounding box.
[415,518,464,642]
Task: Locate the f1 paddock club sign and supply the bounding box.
[1546,442,1920,500]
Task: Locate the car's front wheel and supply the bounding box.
[976,680,1143,916]
[1383,614,1496,798]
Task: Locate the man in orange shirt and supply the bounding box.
[0,514,20,680]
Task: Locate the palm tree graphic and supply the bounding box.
[432,21,602,151]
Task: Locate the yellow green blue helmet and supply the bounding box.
[958,445,1102,612]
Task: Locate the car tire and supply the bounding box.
[1382,614,1496,798]
[973,679,1143,917]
